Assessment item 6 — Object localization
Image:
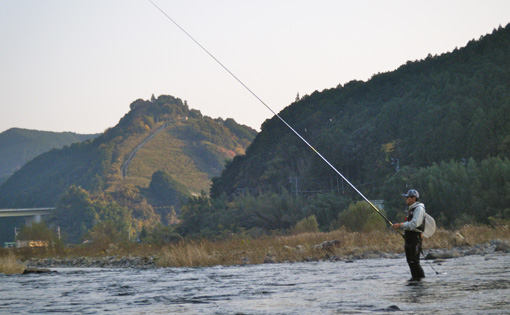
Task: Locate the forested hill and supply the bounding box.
[211,24,510,199]
[0,128,98,184]
[0,95,256,208]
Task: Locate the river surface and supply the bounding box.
[1,253,509,314]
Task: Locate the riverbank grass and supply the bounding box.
[6,225,509,269]
[0,252,25,275]
[156,225,510,268]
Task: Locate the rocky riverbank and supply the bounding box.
[423,238,510,259]
[26,255,157,269]
[24,239,510,269]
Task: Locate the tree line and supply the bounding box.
[175,157,510,240]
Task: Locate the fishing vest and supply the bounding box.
[405,203,426,232]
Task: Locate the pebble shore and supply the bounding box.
[26,255,157,269]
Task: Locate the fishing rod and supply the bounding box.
[147,0,400,234]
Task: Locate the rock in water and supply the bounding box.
[377,305,401,312]
[23,268,54,274]
[386,305,401,311]
[494,240,510,252]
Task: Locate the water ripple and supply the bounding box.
[1,254,509,314]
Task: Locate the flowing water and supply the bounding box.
[1,253,509,314]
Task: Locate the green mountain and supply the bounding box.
[0,95,256,208]
[0,128,98,184]
[211,24,510,200]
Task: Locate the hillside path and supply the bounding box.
[121,123,168,178]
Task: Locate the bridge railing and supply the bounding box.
[0,207,55,218]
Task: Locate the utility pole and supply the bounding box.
[391,158,400,172]
[288,177,299,199]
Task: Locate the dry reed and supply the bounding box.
[157,241,220,267]
[0,252,25,275]
[156,225,510,268]
[8,225,509,269]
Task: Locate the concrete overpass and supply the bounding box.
[0,208,55,225]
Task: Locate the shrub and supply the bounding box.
[291,215,319,234]
[17,222,58,242]
[142,224,183,245]
[336,201,388,232]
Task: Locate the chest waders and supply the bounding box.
[405,207,425,280]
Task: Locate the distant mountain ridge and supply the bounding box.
[0,95,257,208]
[0,128,99,184]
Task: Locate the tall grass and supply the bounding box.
[0,252,25,274]
[157,241,220,267]
[458,224,510,244]
[9,225,509,269]
[157,226,509,267]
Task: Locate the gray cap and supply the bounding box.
[402,189,419,198]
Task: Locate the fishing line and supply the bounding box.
[426,259,442,275]
[147,0,397,231]
[421,249,443,275]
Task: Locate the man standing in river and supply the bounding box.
[392,189,426,281]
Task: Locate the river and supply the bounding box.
[1,253,509,314]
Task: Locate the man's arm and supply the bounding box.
[403,205,425,231]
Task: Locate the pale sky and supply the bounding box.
[1,1,509,134]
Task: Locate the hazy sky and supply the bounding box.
[1,1,509,134]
